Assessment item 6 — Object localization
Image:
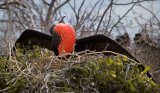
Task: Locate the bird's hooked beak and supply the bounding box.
[50,16,66,36]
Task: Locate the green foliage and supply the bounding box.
[0,45,52,92]
[0,57,26,93]
[63,56,159,93]
[0,49,159,92]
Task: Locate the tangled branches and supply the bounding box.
[0,50,159,92]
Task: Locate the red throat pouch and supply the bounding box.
[54,23,76,55]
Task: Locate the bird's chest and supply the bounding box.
[58,33,76,54]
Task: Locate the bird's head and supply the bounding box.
[134,33,145,44]
[116,33,130,48]
[50,23,76,55]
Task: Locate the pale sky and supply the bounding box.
[0,0,159,40]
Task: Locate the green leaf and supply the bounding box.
[98,59,103,64]
[145,66,150,71]
[141,66,150,74]
[138,77,143,83]
[111,74,117,78]
[123,57,127,61]
[130,84,136,92]
[150,80,156,86]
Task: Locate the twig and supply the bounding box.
[0,1,26,8]
[84,51,139,63]
[104,0,113,35]
[95,0,113,35]
[120,64,130,89]
[151,69,160,74]
[112,1,144,5]
[138,2,160,23]
[6,0,13,59]
[108,2,137,37]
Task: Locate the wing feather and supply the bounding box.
[14,29,53,52]
[76,34,136,61]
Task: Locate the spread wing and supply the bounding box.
[75,34,154,81]
[75,34,136,61]
[14,29,53,53]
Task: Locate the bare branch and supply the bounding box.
[0,1,26,8]
[6,0,13,58]
[52,0,70,17]
[108,2,137,36]
[138,2,160,23]
[113,0,144,5]
[95,0,113,34]
[45,0,56,27]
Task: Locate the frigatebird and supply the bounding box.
[14,23,155,82]
[115,33,130,48]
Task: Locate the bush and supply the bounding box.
[0,48,159,93]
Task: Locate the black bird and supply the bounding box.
[134,33,146,45]
[115,33,130,48]
[14,23,155,82]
